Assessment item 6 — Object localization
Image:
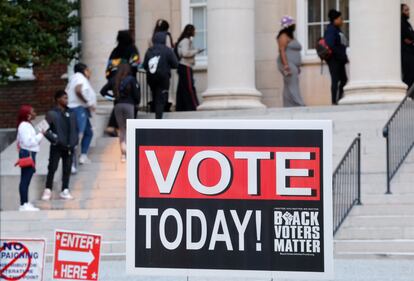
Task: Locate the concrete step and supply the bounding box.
[350,204,414,216]
[70,178,126,190]
[32,198,125,210]
[361,193,414,204]
[340,215,414,228]
[0,208,125,221]
[2,218,125,232]
[63,188,126,199]
[334,239,414,259]
[335,226,414,240]
[1,229,126,241]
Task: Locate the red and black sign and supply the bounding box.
[127,121,333,279]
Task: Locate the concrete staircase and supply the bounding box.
[334,155,414,258]
[2,103,414,260]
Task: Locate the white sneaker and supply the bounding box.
[19,203,40,211]
[41,188,52,201]
[79,154,91,165]
[59,189,74,200]
[71,164,77,174]
[121,154,126,163]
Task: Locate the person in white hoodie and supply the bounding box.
[16,105,43,211]
[175,24,203,111]
[66,63,97,169]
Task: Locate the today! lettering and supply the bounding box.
[138,208,262,252]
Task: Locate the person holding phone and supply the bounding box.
[175,24,202,111]
[16,105,43,211]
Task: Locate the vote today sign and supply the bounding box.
[0,238,46,281]
[126,120,333,279]
[53,230,101,281]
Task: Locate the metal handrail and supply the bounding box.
[333,134,361,235]
[382,85,414,194]
[137,69,151,113]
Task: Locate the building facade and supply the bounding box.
[92,0,414,109]
[1,0,413,127]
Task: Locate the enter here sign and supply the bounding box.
[53,230,102,281]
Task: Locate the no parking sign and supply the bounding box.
[0,238,46,281]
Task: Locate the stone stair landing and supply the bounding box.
[2,103,414,260]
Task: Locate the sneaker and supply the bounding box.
[19,203,40,211]
[59,189,74,200]
[79,154,91,165]
[41,188,52,201]
[71,164,77,174]
[121,154,126,163]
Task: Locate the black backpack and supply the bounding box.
[315,38,333,74]
[316,38,332,61]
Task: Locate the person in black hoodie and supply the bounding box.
[324,9,348,105]
[42,90,79,201]
[401,4,414,90]
[101,63,140,162]
[143,32,179,119]
[104,30,140,136]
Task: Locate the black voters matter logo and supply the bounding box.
[274,209,321,254]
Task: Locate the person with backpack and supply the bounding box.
[276,16,305,107]
[104,30,141,137]
[143,32,179,119]
[175,24,203,111]
[41,90,78,201]
[324,9,349,105]
[401,4,414,90]
[101,63,140,162]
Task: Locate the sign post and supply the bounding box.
[53,230,102,281]
[126,120,333,279]
[0,238,46,281]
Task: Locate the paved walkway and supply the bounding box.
[42,259,414,281]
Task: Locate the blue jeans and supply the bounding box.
[72,106,93,154]
[19,149,36,205]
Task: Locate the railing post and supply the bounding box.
[357,133,362,205]
[385,130,391,194]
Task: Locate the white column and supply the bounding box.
[198,0,265,110]
[341,0,407,104]
[81,0,129,92]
